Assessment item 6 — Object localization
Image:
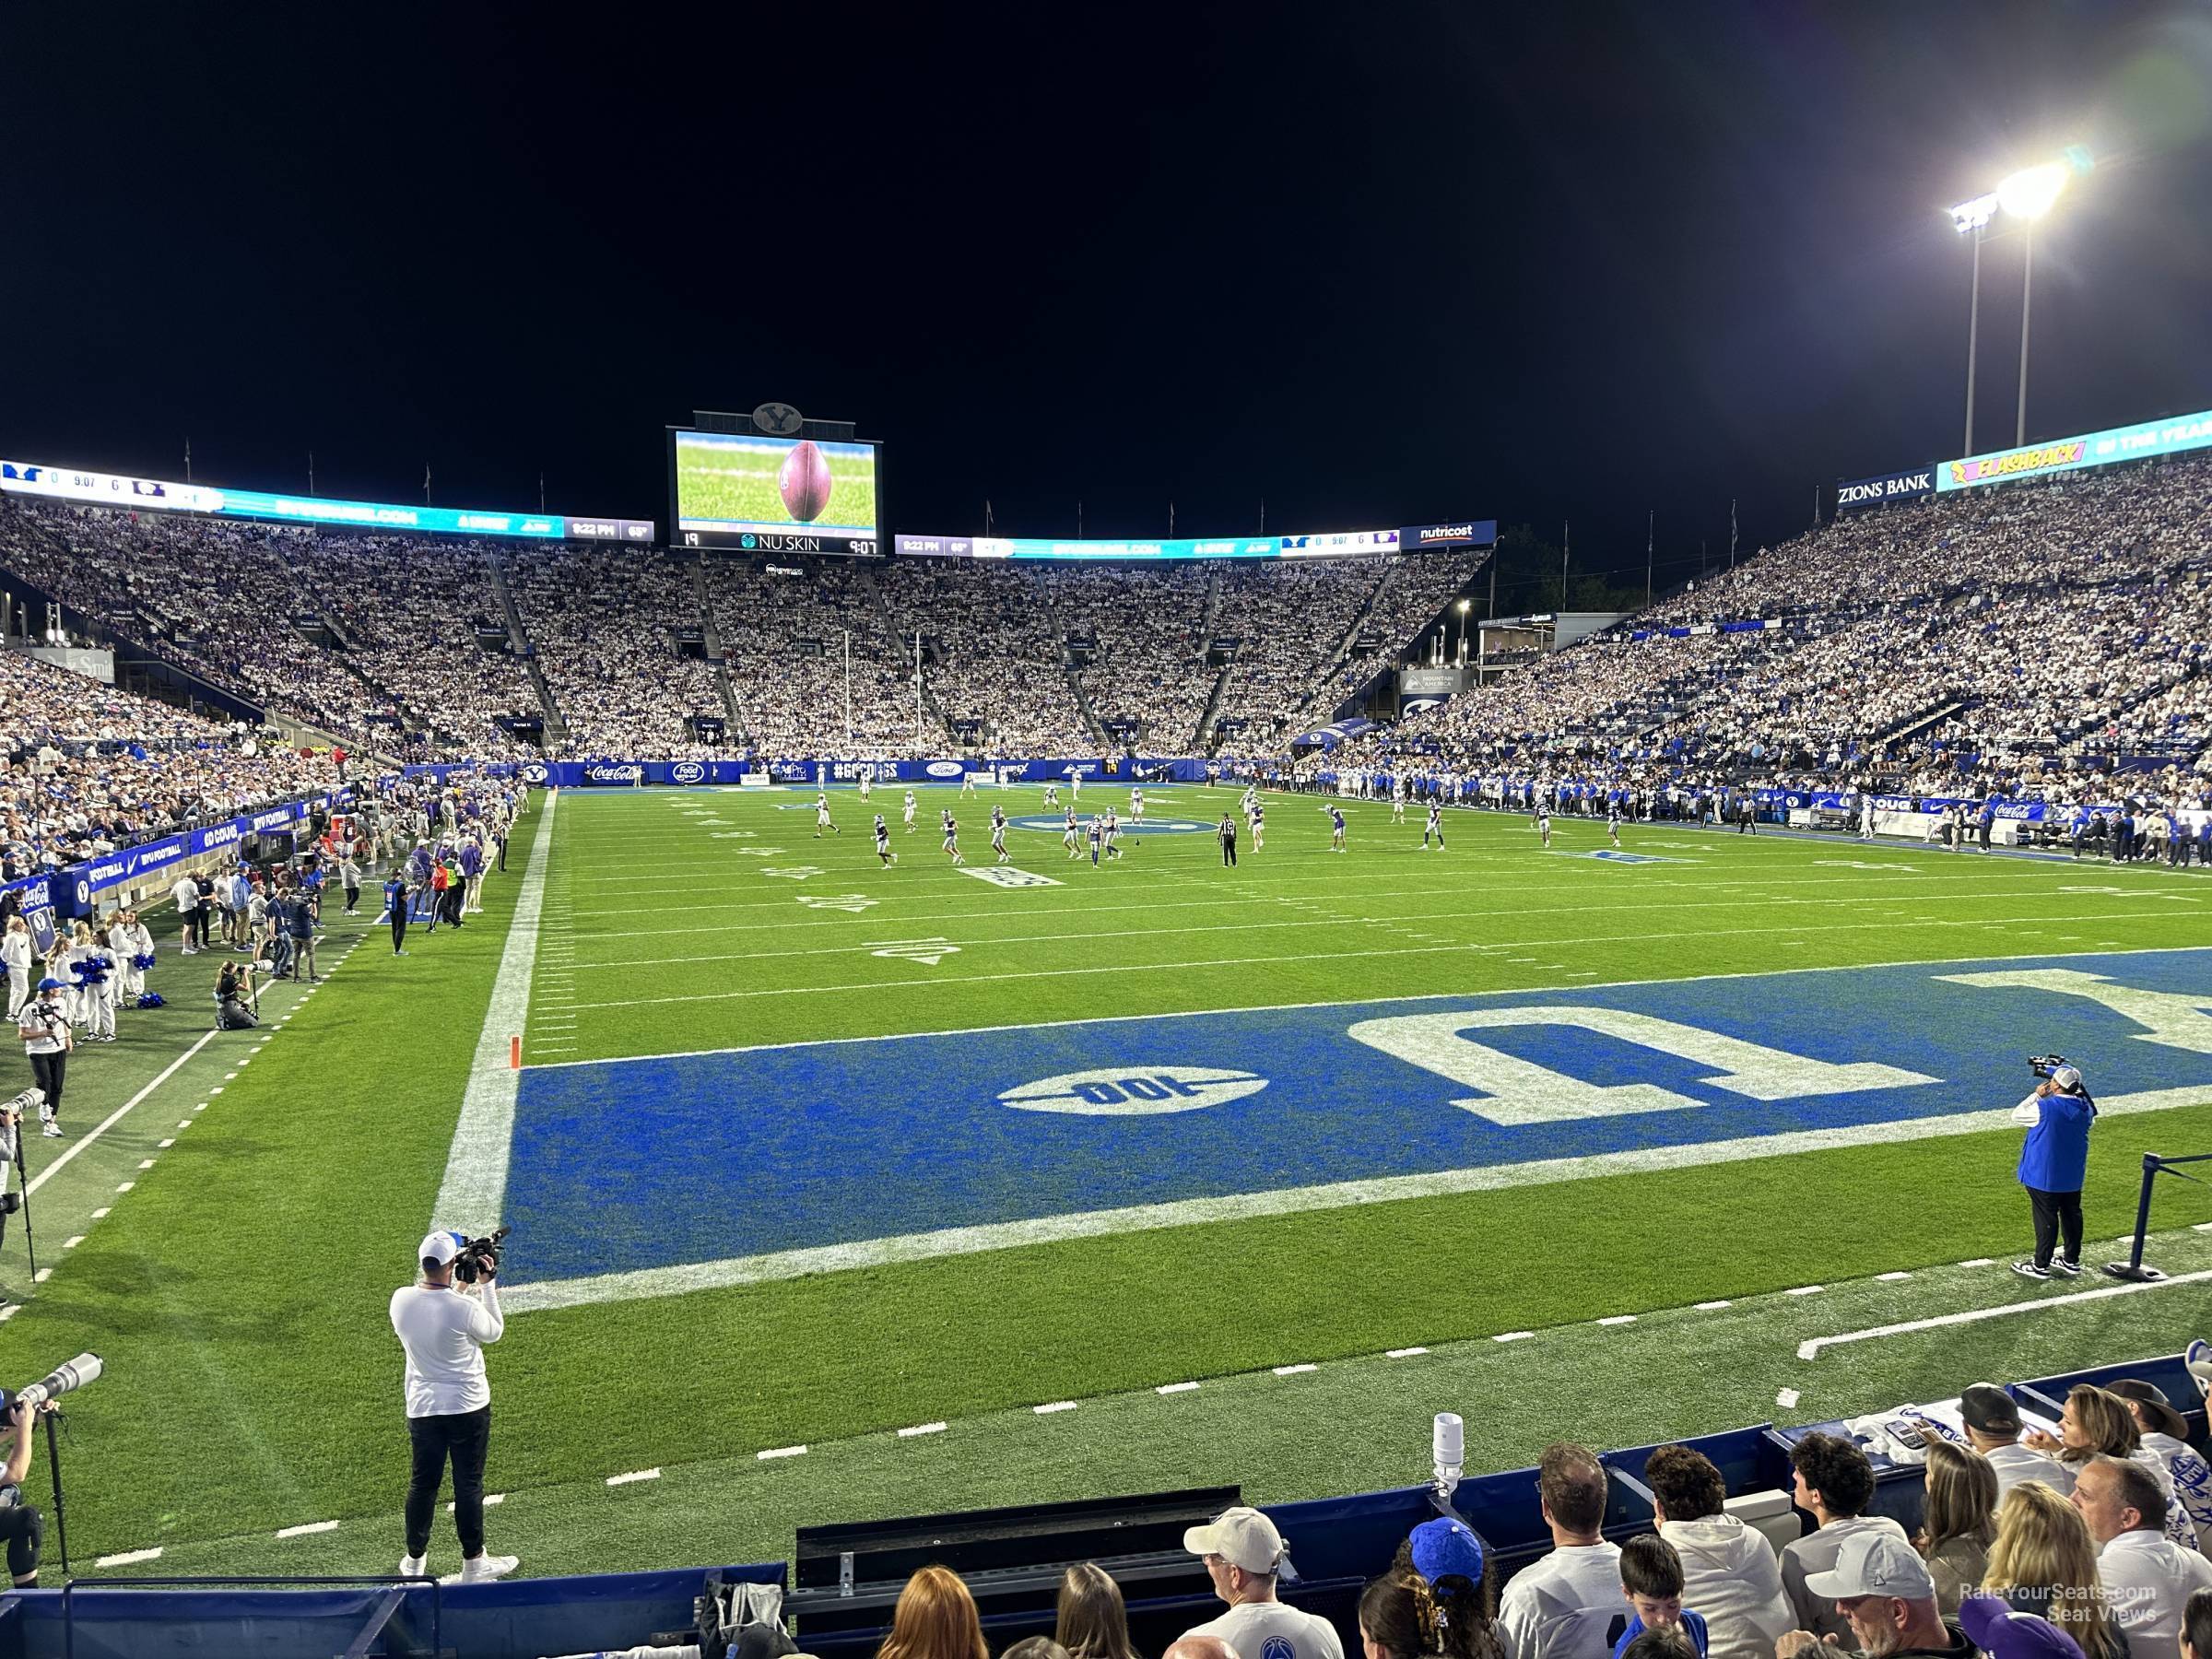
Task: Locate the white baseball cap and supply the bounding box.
[1183,1507,1285,1574]
[418,1230,463,1268]
[2051,1065,2082,1090]
[1805,1531,1936,1602]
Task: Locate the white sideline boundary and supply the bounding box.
[29,1031,219,1194]
[1796,1267,2212,1359]
[500,1081,2212,1314]
[432,792,559,1232]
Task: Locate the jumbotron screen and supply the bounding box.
[670,429,879,554]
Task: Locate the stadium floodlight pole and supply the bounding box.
[1949,194,1995,453]
[1994,162,2067,444]
[1645,510,1653,605]
[1454,599,1471,667]
[1560,522,1570,611]
[843,630,853,741]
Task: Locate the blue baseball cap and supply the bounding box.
[1408,1517,1485,1583]
[34,978,64,992]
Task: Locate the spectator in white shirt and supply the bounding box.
[170,875,203,955]
[1499,1441,1623,1659]
[2072,1455,2212,1659]
[1958,1383,2077,1499]
[1642,1444,1792,1659]
[388,1230,515,1585]
[1780,1433,1913,1644]
[2105,1381,2212,1549]
[1179,1507,1343,1659]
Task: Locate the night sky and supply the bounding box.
[7,4,2211,586]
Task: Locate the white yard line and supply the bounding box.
[503,1080,2212,1313]
[431,793,559,1232]
[29,1030,219,1194]
[555,912,2198,1014]
[1797,1268,2212,1359]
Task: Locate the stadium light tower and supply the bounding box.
[1950,157,2076,452]
[1948,192,1997,456]
[1998,162,2067,446]
[1455,598,1471,666]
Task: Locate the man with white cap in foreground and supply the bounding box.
[1776,1531,1973,1659]
[390,1229,515,1584]
[1178,1505,1343,1659]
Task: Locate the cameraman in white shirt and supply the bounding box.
[389,1230,515,1584]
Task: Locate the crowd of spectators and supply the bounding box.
[791,1377,2212,1659]
[1374,458,2212,804]
[876,559,1095,753]
[703,556,928,758]
[509,545,723,757]
[0,648,338,877]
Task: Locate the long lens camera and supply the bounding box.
[0,1352,102,1418]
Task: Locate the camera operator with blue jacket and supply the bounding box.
[2012,1059,2097,1281]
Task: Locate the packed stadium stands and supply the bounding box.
[2,444,2211,841]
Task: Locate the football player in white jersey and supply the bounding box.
[1130,787,1145,824]
[990,805,1009,863]
[1391,778,1406,824]
[902,790,918,832]
[814,793,840,837]
[941,808,965,865]
[1063,806,1082,859]
[1422,799,1444,850]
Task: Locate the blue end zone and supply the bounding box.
[501,949,2212,1288]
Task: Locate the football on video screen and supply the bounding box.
[671,429,878,553]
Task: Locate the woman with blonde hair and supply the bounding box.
[1055,1562,1142,1659]
[1983,1480,2127,1659]
[2027,1383,2186,1547]
[878,1566,989,1659]
[1913,1441,1997,1614]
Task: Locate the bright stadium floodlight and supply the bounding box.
[1952,155,2081,453]
[1949,194,1999,234]
[1997,162,2067,221]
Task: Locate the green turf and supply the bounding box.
[10,785,2212,1579]
[675,436,877,532]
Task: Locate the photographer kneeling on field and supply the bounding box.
[0,1397,52,1584]
[391,1230,515,1584]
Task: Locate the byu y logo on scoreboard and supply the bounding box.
[493,948,2212,1312]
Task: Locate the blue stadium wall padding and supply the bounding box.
[11,1561,783,1659]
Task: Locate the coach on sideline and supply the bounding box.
[391,1231,515,1583]
[2011,1063,2097,1282]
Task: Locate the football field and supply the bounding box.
[15,782,2212,1581]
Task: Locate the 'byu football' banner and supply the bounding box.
[498,948,2212,1311]
[76,794,342,898]
[517,758,1216,788]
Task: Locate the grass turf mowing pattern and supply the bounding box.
[92,1223,2212,1578]
[26,785,2212,1575]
